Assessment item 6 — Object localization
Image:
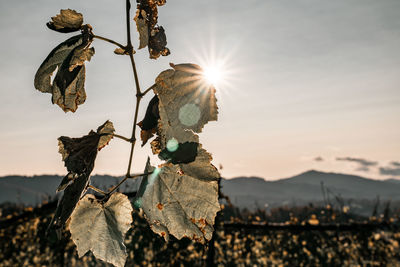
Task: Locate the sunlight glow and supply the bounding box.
[203,65,223,86]
[186,28,243,100]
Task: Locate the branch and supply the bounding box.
[93,35,125,49]
[113,134,133,143]
[140,83,156,97]
[124,0,143,177]
[88,185,107,195]
[106,172,153,196]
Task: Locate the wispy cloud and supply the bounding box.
[314,156,324,162]
[336,157,378,172]
[379,161,400,176]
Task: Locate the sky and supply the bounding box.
[0,0,399,180]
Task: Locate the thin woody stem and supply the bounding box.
[106,172,152,196]
[141,83,156,97]
[93,35,125,49]
[113,134,132,143]
[125,0,143,178]
[88,185,108,195]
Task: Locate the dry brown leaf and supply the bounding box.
[35,25,94,112]
[134,1,170,59]
[47,121,115,233]
[97,120,115,150]
[69,47,95,71]
[35,35,83,94]
[69,193,133,267]
[179,146,220,182]
[134,10,149,49]
[114,47,133,55]
[138,95,159,146]
[47,9,83,33]
[135,161,220,243]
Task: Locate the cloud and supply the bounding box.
[314,156,324,162]
[336,157,378,172]
[379,161,400,176]
[389,161,400,167]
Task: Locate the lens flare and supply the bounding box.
[203,65,222,86]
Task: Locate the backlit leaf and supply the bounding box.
[47,9,83,33]
[152,63,218,151]
[135,159,220,243]
[69,193,133,267]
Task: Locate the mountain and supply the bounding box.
[221,170,400,214]
[0,175,141,206]
[1,170,400,216]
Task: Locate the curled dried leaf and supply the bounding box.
[69,193,133,267]
[97,120,115,150]
[35,26,94,112]
[134,10,149,49]
[35,35,83,94]
[138,95,159,146]
[149,26,170,59]
[114,47,133,55]
[69,47,95,71]
[134,0,170,59]
[47,121,114,233]
[57,120,114,184]
[47,9,84,33]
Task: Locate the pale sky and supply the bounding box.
[0,0,399,180]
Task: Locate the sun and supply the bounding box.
[203,65,223,86]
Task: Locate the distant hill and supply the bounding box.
[221,170,400,215]
[0,175,140,206]
[1,170,400,215]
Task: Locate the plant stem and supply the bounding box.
[93,35,125,49]
[88,185,108,195]
[125,0,142,178]
[141,83,156,97]
[113,134,132,143]
[106,172,152,196]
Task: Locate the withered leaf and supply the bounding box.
[35,35,83,94]
[97,120,115,150]
[69,47,95,71]
[47,9,84,33]
[179,146,220,182]
[159,142,198,164]
[48,121,115,233]
[134,0,170,59]
[138,95,159,146]
[69,193,133,267]
[35,26,94,112]
[135,159,220,243]
[114,47,133,55]
[134,10,149,49]
[149,26,170,59]
[57,120,114,191]
[152,63,218,151]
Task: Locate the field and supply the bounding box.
[1,198,400,267]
